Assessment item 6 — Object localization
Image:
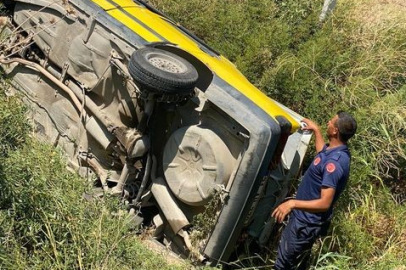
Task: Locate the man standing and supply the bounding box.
[272,111,357,270]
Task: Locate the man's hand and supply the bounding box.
[301,118,319,132]
[272,188,335,223]
[272,199,296,223]
[301,118,325,152]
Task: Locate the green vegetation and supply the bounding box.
[0,89,188,269]
[1,0,405,269]
[152,0,406,268]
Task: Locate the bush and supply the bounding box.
[1,0,406,268]
[0,83,187,269]
[0,82,30,157]
[0,141,188,269]
[151,0,406,268]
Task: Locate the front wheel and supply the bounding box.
[128,47,198,95]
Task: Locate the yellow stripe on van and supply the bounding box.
[90,0,162,42]
[89,0,299,131]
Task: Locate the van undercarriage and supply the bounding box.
[0,0,311,264]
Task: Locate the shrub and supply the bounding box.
[0,141,188,269]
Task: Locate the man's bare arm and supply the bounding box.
[271,187,335,223]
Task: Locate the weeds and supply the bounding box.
[0,86,186,269]
[152,0,406,268]
[1,0,406,268]
[0,142,187,270]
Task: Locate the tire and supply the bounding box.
[128,47,198,95]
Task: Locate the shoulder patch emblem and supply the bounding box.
[314,157,321,166]
[326,163,336,173]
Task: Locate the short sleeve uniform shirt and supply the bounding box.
[293,144,351,225]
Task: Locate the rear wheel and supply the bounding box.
[128,47,198,95]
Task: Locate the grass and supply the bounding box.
[0,89,191,269]
[150,0,406,268]
[1,0,406,269]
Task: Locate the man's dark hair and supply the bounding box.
[335,111,357,143]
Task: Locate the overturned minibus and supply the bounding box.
[0,0,311,264]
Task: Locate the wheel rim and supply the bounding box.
[146,52,188,74]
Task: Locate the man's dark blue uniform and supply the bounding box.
[274,144,351,270]
[272,112,357,270]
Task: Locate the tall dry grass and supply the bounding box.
[151,0,406,268]
[0,0,405,269]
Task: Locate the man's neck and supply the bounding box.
[327,138,344,149]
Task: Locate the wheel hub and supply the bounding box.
[147,53,187,74]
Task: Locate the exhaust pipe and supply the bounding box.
[151,177,190,234]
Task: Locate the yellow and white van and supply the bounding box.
[0,0,311,264]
